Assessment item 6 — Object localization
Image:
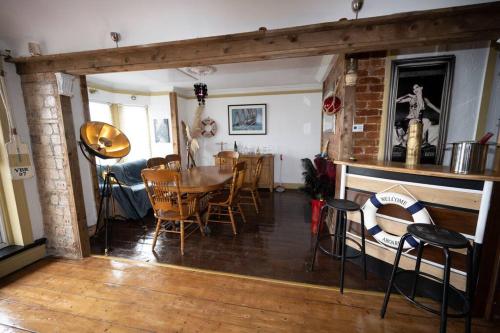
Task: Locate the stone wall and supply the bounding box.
[20,73,83,258]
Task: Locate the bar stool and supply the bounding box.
[380,223,473,333]
[309,198,367,293]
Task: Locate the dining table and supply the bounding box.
[151,165,234,193]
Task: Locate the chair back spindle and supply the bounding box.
[227,161,246,205]
[165,154,182,171]
[142,169,185,216]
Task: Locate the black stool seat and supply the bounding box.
[327,199,361,211]
[407,224,469,249]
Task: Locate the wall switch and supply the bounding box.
[352,124,364,132]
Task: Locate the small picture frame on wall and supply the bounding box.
[153,118,170,143]
[384,56,455,164]
[228,104,267,135]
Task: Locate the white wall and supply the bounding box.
[88,89,150,107]
[3,62,44,240]
[484,50,500,169]
[396,42,491,165]
[178,91,322,184]
[148,95,174,157]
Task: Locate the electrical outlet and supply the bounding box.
[352,124,364,132]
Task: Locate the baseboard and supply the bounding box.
[0,243,46,278]
[274,183,302,190]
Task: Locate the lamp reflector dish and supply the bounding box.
[80,121,130,159]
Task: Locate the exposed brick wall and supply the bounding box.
[323,54,386,161]
[21,73,83,258]
[352,56,386,160]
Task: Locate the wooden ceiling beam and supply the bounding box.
[12,2,500,75]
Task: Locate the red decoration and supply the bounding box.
[311,199,326,234]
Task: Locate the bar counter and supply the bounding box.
[335,159,500,182]
[333,159,500,318]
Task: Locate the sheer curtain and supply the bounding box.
[89,102,113,124]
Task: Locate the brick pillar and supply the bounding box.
[352,56,386,160]
[21,73,86,258]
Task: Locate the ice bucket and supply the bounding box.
[449,141,488,174]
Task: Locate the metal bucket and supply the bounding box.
[449,141,488,174]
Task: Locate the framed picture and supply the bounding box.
[384,56,455,164]
[228,104,267,135]
[153,118,170,143]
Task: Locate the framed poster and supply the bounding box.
[384,56,455,164]
[228,104,267,135]
[153,118,170,143]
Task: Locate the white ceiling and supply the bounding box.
[86,56,326,92]
[0,0,492,56]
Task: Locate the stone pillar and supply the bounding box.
[21,73,87,258]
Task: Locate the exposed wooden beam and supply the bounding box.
[169,92,181,157]
[12,2,500,75]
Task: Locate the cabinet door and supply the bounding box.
[258,156,273,189]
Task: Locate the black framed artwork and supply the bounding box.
[384,56,455,164]
[228,104,267,135]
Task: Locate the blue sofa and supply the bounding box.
[97,159,151,219]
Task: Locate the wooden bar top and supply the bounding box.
[334,159,500,182]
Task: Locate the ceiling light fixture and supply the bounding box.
[186,66,216,105]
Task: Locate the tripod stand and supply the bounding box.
[95,166,142,255]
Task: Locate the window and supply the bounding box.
[89,102,113,124]
[88,102,151,163]
[119,105,151,162]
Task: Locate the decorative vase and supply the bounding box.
[406,120,422,166]
[311,199,325,234]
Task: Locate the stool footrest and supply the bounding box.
[317,233,363,260]
[392,270,470,318]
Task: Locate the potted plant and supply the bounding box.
[300,158,335,234]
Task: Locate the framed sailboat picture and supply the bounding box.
[228,104,267,135]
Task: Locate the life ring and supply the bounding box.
[201,117,217,138]
[362,192,431,249]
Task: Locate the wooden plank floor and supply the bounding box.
[90,191,388,292]
[0,257,498,332]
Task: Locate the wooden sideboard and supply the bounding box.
[214,153,274,192]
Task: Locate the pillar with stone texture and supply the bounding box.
[20,73,88,258]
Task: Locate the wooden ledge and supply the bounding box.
[334,159,500,182]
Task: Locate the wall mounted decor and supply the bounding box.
[384,56,455,164]
[201,117,217,137]
[228,104,267,135]
[153,118,170,143]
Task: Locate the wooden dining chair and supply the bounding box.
[205,161,246,235]
[141,168,204,255]
[165,154,182,171]
[215,151,240,167]
[147,157,167,168]
[239,156,264,213]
